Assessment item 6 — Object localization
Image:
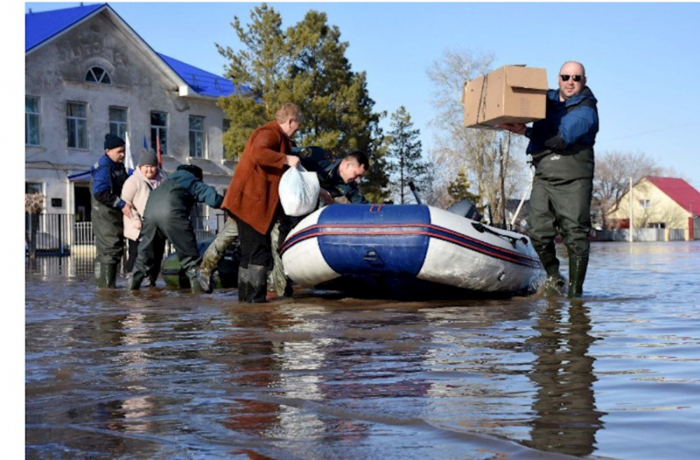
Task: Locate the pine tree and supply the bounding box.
[215,5,390,202]
[385,106,427,204]
[447,168,481,206]
[215,4,291,159]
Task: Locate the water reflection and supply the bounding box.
[25,242,700,459]
[525,299,606,456]
[217,304,435,450]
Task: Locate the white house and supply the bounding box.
[25,3,239,227]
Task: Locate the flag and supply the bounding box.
[143,135,148,149]
[156,131,163,169]
[124,131,135,175]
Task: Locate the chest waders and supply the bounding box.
[529,99,596,298]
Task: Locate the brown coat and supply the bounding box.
[222,121,290,234]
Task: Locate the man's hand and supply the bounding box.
[133,219,142,230]
[498,123,527,135]
[122,202,133,219]
[286,155,300,167]
[319,188,334,205]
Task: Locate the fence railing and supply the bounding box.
[26,213,228,257]
[26,212,699,259]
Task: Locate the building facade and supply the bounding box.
[607,176,700,240]
[25,4,237,226]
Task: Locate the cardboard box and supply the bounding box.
[463,65,548,129]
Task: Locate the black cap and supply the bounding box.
[104,133,125,150]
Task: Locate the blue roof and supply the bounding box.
[26,3,237,98]
[157,53,235,99]
[26,3,105,53]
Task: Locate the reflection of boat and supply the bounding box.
[281,204,544,299]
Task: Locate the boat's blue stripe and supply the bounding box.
[282,223,540,269]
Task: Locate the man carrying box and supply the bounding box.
[500,61,599,298]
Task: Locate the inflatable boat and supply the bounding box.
[280,203,544,299]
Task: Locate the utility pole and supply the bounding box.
[629,177,634,243]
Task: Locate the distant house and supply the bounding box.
[25,3,240,223]
[607,176,700,240]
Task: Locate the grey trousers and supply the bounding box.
[200,217,239,272]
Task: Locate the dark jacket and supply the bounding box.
[222,121,290,234]
[144,169,223,220]
[91,154,128,209]
[293,146,369,204]
[526,87,599,181]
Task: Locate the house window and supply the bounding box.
[150,111,168,156]
[26,96,40,146]
[85,66,111,84]
[26,182,43,194]
[109,107,128,139]
[189,116,205,158]
[638,199,651,209]
[66,102,88,149]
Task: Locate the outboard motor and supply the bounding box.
[447,198,483,221]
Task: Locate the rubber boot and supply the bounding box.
[128,270,145,291]
[104,263,118,289]
[567,257,589,299]
[196,267,214,293]
[237,267,250,302]
[94,262,108,288]
[187,267,204,294]
[95,262,118,289]
[248,264,268,303]
[197,249,219,293]
[196,266,214,294]
[536,245,566,296]
[147,273,158,288]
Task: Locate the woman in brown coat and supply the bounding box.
[222,103,302,303]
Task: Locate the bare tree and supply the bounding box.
[426,48,529,225]
[593,150,671,228]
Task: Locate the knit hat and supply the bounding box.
[104,133,125,150]
[138,148,158,167]
[177,164,203,180]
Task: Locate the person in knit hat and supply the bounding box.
[91,133,133,288]
[121,148,166,285]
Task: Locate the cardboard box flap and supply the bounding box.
[505,66,548,91]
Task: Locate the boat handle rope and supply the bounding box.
[471,222,529,248]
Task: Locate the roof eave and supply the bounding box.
[177,85,225,100]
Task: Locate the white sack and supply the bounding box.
[279,165,320,216]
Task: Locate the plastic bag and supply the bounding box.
[279,165,320,216]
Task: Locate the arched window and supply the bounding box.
[85,66,111,84]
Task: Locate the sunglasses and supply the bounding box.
[560,74,583,82]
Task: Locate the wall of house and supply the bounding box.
[607,180,689,230]
[25,11,231,219]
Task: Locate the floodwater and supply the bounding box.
[26,242,700,459]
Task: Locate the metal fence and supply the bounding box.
[597,227,697,242]
[26,213,227,258]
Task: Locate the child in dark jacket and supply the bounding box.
[128,164,223,292]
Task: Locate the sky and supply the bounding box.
[19,1,700,190]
